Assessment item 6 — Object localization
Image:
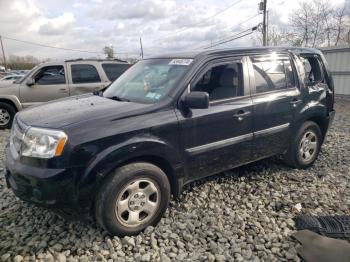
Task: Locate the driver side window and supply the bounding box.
[192,62,244,101]
[35,66,66,85]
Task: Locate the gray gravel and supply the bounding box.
[1,99,349,262]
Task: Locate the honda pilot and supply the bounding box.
[5,47,335,236]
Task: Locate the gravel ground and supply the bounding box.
[1,99,349,262]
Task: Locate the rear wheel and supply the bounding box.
[95,162,170,236]
[284,121,322,169]
[0,102,16,129]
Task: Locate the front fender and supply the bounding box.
[76,136,182,201]
[0,94,23,111]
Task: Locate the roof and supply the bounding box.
[147,46,322,60]
[35,58,129,67]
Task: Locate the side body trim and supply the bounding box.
[254,123,290,138]
[186,133,253,155]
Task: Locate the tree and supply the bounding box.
[290,0,349,47]
[333,4,348,46]
[103,46,114,59]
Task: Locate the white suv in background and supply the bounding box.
[0,59,131,128]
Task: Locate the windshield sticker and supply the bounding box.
[169,59,193,66]
[146,92,162,100]
[146,92,156,99]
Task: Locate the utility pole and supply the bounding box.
[259,0,267,46]
[0,35,7,70]
[139,37,144,59]
[266,10,269,46]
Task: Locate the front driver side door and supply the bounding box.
[20,64,69,108]
[176,57,254,182]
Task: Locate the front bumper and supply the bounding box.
[4,145,90,219]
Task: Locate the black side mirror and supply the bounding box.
[26,78,35,86]
[183,91,209,109]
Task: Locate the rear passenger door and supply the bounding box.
[248,53,302,159]
[177,57,254,181]
[67,63,104,96]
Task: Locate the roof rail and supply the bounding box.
[64,58,129,63]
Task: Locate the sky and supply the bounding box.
[0,0,346,61]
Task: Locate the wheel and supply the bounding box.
[95,162,171,236]
[0,102,16,129]
[283,121,322,169]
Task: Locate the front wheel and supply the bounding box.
[95,162,170,236]
[283,121,322,169]
[0,102,16,129]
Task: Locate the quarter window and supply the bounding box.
[192,62,244,101]
[71,64,101,84]
[301,56,324,84]
[252,56,295,93]
[35,66,65,85]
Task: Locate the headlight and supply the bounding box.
[21,127,68,158]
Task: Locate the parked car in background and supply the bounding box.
[0,59,131,128]
[5,47,335,236]
[0,74,25,83]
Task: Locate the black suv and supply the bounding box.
[5,47,335,236]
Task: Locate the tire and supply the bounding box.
[283,121,322,169]
[95,162,171,236]
[0,102,16,129]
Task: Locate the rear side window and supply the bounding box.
[102,63,130,81]
[35,66,65,85]
[71,64,101,84]
[252,56,295,93]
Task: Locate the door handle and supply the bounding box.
[59,88,68,93]
[290,99,302,107]
[233,110,251,121]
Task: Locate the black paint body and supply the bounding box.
[4,47,335,218]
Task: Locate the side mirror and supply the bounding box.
[26,78,35,86]
[183,91,209,109]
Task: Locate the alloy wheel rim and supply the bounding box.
[0,108,10,126]
[299,130,318,162]
[115,178,160,228]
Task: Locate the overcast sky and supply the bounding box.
[0,0,346,60]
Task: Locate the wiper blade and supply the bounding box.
[109,96,130,102]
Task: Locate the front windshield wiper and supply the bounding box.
[109,96,130,102]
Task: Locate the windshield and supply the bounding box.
[103,58,192,103]
[15,65,39,84]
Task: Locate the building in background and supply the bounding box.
[322,47,350,97]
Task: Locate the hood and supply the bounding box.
[17,94,151,129]
[0,81,19,88]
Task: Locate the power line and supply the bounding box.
[187,13,261,50]
[1,35,103,54]
[157,0,244,41]
[203,25,260,49]
[1,35,139,55]
[230,13,261,30]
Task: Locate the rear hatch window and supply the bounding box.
[102,63,131,81]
